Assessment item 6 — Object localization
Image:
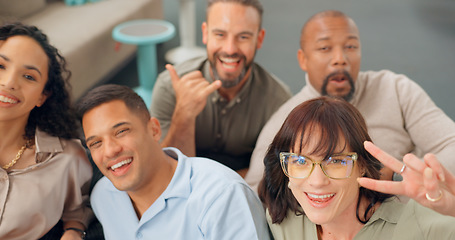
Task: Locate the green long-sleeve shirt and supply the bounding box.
[267,198,455,240]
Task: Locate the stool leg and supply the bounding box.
[137,44,158,89]
[135,44,157,108]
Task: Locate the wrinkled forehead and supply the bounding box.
[301,15,359,47]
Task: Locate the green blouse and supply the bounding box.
[267,198,455,240]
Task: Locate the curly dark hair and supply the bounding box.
[0,22,79,140]
[259,96,392,225]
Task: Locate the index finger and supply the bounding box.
[357,177,405,196]
[165,64,180,83]
[200,80,222,97]
[364,141,403,173]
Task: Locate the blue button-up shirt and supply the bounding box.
[91,147,270,240]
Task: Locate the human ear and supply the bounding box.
[297,49,308,72]
[202,22,208,44]
[256,29,265,49]
[148,117,162,141]
[36,92,49,107]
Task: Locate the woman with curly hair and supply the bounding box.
[0,22,92,239]
[259,96,455,240]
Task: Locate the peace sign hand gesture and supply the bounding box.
[357,141,455,217]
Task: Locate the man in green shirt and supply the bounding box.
[150,0,291,177]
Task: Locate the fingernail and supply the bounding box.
[439,173,445,182]
[423,168,433,179]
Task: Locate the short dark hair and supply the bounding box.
[0,22,79,140]
[258,96,392,224]
[76,84,150,124]
[207,0,264,29]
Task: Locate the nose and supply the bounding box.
[221,36,239,55]
[331,47,347,67]
[0,69,19,90]
[103,138,122,160]
[307,163,330,187]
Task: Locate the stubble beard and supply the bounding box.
[210,52,254,89]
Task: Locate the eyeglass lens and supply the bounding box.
[282,153,355,179]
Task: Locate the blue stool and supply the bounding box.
[112,19,175,107]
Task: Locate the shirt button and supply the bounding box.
[221,109,226,115]
[216,133,221,139]
[136,232,143,239]
[236,98,241,103]
[212,97,217,102]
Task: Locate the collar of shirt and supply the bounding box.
[6,129,64,174]
[160,147,191,200]
[303,73,321,97]
[34,128,64,154]
[135,148,191,224]
[364,198,403,226]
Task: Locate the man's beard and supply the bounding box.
[321,70,355,101]
[210,52,253,89]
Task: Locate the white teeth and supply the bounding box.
[110,158,132,171]
[0,95,18,104]
[307,193,335,199]
[222,63,236,69]
[219,56,239,63]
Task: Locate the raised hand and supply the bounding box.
[357,141,455,217]
[167,64,221,119]
[161,64,221,157]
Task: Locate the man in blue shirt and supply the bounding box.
[77,84,270,240]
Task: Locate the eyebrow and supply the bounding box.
[316,35,359,43]
[212,29,255,36]
[0,54,10,61]
[85,121,130,143]
[238,31,254,36]
[0,54,42,77]
[25,65,42,77]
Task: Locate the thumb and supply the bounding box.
[166,64,180,84]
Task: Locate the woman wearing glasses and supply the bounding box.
[259,96,455,240]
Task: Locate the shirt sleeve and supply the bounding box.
[396,75,455,173]
[199,183,271,240]
[60,141,94,228]
[150,71,177,142]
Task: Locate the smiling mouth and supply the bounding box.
[0,95,19,104]
[218,56,241,70]
[306,193,335,203]
[110,158,132,171]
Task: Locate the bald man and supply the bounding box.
[246,10,455,192]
